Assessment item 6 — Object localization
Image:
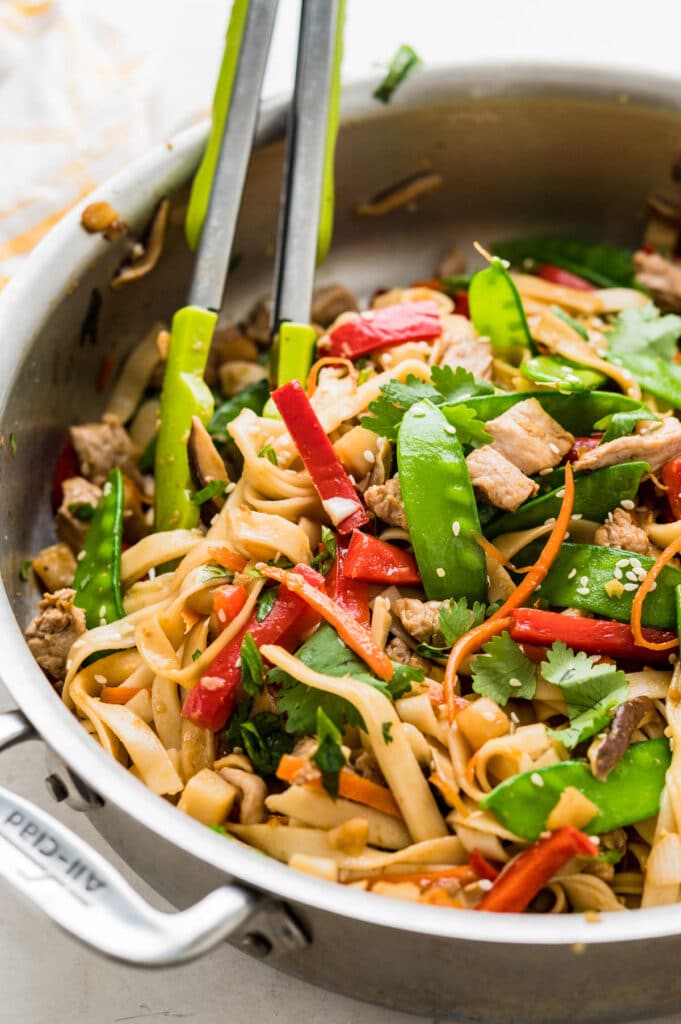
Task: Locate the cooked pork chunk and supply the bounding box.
[25,588,85,685]
[594,508,650,555]
[486,399,574,475]
[385,636,429,670]
[31,543,77,592]
[364,475,408,529]
[57,476,102,551]
[633,251,681,312]
[574,417,681,474]
[437,315,492,379]
[466,446,538,511]
[394,598,445,645]
[70,414,141,486]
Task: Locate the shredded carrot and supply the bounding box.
[306,356,357,397]
[444,463,575,722]
[276,754,401,817]
[473,533,532,573]
[210,546,247,572]
[429,771,469,817]
[630,534,681,650]
[181,608,201,630]
[100,685,143,704]
[257,563,394,680]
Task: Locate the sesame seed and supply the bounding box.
[571,513,583,520]
[508,678,523,688]
[510,711,520,724]
[614,569,623,579]
[363,450,375,464]
[579,576,589,586]
[226,482,236,493]
[625,571,638,582]
[94,674,107,685]
[576,587,590,596]
[382,354,393,366]
[555,488,565,498]
[549,443,560,455]
[436,567,445,578]
[444,425,457,436]
[544,517,556,527]
[452,521,461,537]
[539,468,553,476]
[616,559,630,568]
[623,582,638,592]
[568,568,577,580]
[477,879,494,892]
[650,581,657,591]
[530,772,544,787]
[217,609,226,623]
[620,499,635,510]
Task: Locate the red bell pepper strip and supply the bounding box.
[454,291,469,318]
[537,264,595,291]
[510,607,676,666]
[328,536,370,628]
[663,458,681,520]
[565,435,603,463]
[325,300,442,360]
[213,584,248,629]
[183,565,326,732]
[475,827,598,913]
[343,529,421,585]
[469,849,499,883]
[51,441,80,510]
[272,380,368,534]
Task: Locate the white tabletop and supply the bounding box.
[3,1,681,1021]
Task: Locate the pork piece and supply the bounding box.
[364,475,408,529]
[385,636,429,671]
[57,476,102,551]
[438,315,493,380]
[70,414,142,487]
[486,398,574,476]
[353,751,385,785]
[394,598,445,645]
[594,508,650,555]
[466,445,538,512]
[574,416,681,474]
[32,543,78,592]
[25,588,85,685]
[244,295,272,345]
[633,250,681,312]
[311,283,359,327]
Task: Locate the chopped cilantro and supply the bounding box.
[18,559,32,582]
[208,380,270,441]
[311,526,337,576]
[441,405,492,448]
[240,712,294,775]
[357,363,373,385]
[209,824,227,835]
[190,479,227,505]
[191,649,202,662]
[593,408,661,444]
[311,707,345,797]
[541,641,628,750]
[382,721,393,744]
[373,44,422,104]
[440,598,486,647]
[471,632,536,705]
[201,564,234,582]
[605,304,681,406]
[255,585,278,623]
[257,443,278,466]
[67,501,96,521]
[240,632,264,698]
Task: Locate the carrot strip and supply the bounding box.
[473,533,532,574]
[444,463,575,723]
[630,533,681,650]
[306,356,356,397]
[100,685,143,704]
[276,754,401,817]
[257,563,394,680]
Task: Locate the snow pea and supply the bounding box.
[73,467,125,629]
[520,354,606,393]
[468,258,536,365]
[486,462,648,539]
[517,542,681,628]
[397,399,486,603]
[444,390,645,436]
[491,236,635,289]
[481,737,670,841]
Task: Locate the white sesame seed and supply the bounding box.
[436,567,445,578]
[579,576,589,586]
[94,674,107,685]
[631,558,643,569]
[555,488,565,498]
[539,467,553,476]
[625,571,638,582]
[544,517,556,527]
[217,609,226,623]
[510,711,520,724]
[623,582,638,592]
[549,443,560,455]
[571,513,583,520]
[508,678,523,688]
[382,354,393,366]
[614,569,623,580]
[477,879,494,892]
[576,587,590,596]
[444,425,457,436]
[616,559,630,568]
[620,499,635,510]
[530,772,544,787]
[363,449,375,464]
[650,581,657,591]
[226,482,236,494]
[452,521,461,537]
[568,568,577,580]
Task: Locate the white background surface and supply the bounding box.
[4,0,681,1021]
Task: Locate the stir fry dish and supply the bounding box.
[24,232,681,914]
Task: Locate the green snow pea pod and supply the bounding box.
[397,399,486,603]
[480,738,670,841]
[517,542,681,628]
[154,306,216,531]
[520,354,606,393]
[444,390,646,435]
[73,467,125,630]
[486,462,648,539]
[609,351,681,408]
[468,258,535,365]
[491,236,635,289]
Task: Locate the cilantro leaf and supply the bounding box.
[541,641,629,750]
[471,632,536,706]
[67,501,96,521]
[18,559,32,582]
[311,526,337,576]
[208,380,269,441]
[430,365,494,403]
[593,408,661,444]
[442,405,492,448]
[311,708,345,797]
[255,585,278,622]
[605,305,681,406]
[439,598,486,647]
[240,713,294,775]
[273,623,421,734]
[382,721,394,744]
[201,564,234,582]
[240,632,264,698]
[373,44,422,104]
[225,697,252,749]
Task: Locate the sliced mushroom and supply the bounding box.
[112,198,169,289]
[588,696,654,781]
[188,416,229,525]
[218,766,267,824]
[355,171,442,217]
[311,283,359,327]
[122,474,151,543]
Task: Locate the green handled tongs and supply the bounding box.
[154,0,344,532]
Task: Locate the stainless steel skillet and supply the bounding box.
[2,64,681,1024]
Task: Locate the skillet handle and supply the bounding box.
[0,710,307,966]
